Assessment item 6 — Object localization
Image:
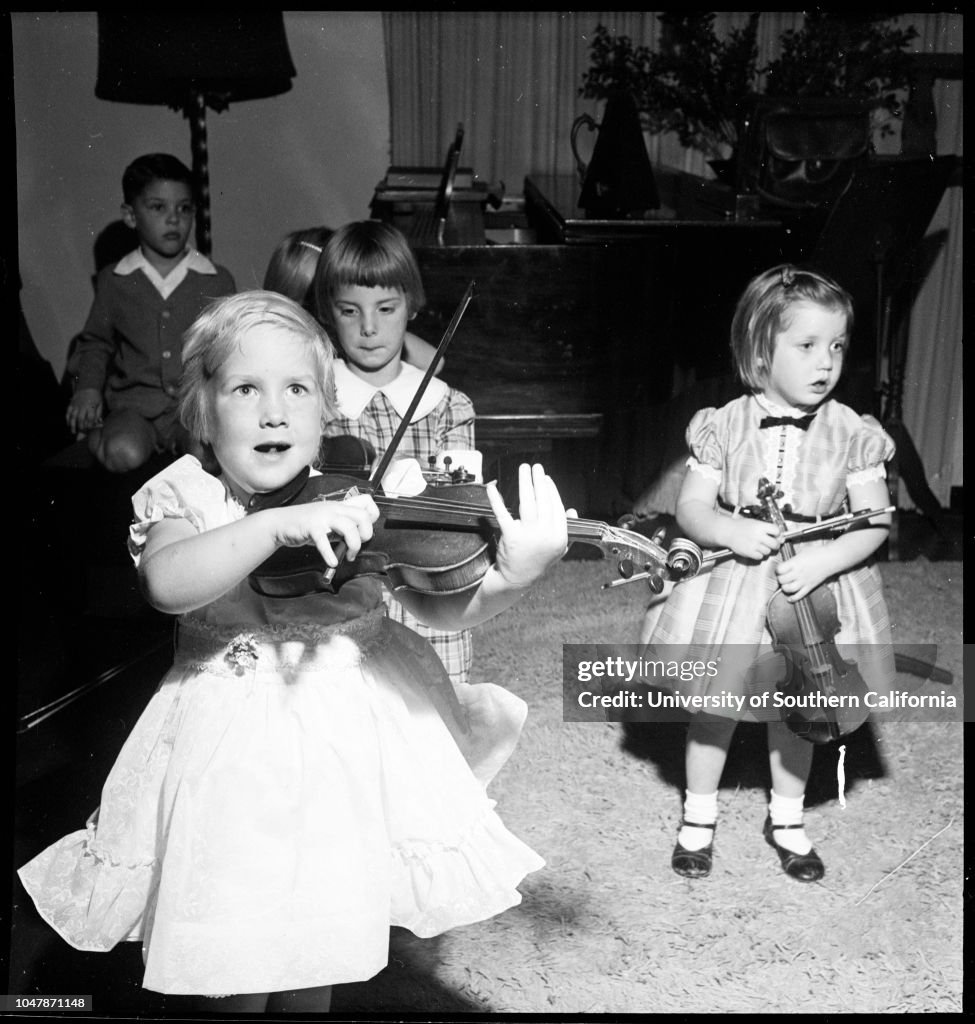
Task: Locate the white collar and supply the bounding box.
[333,360,449,423]
[115,247,218,299]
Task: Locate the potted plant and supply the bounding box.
[579,12,918,176]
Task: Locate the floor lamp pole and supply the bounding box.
[186,90,212,257]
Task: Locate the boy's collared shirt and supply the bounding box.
[114,247,220,300]
[69,250,236,417]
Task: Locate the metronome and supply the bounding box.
[577,91,660,217]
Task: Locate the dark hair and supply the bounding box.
[730,264,855,391]
[310,220,425,331]
[122,153,194,205]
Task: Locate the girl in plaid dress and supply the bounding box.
[308,221,528,787]
[651,265,895,883]
[263,226,443,373]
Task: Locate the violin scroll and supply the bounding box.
[665,537,705,581]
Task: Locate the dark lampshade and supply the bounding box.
[95,13,295,110]
[95,13,296,254]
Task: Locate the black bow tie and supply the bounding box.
[759,414,816,431]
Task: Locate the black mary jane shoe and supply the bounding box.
[672,820,716,878]
[763,816,825,882]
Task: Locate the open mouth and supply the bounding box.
[254,443,292,454]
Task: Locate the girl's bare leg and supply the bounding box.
[685,713,737,794]
[768,720,814,795]
[767,720,815,854]
[678,712,737,851]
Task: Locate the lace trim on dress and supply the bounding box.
[760,420,803,508]
[686,456,722,485]
[847,464,887,487]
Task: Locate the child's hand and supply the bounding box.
[727,518,783,561]
[269,493,379,566]
[775,547,833,603]
[487,463,569,588]
[66,388,104,434]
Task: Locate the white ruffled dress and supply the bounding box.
[18,456,543,996]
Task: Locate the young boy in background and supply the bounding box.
[66,153,236,472]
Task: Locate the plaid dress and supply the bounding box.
[321,361,476,685]
[648,395,896,703]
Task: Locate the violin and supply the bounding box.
[757,478,870,744]
[255,278,669,598]
[247,469,671,599]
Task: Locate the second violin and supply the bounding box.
[757,478,870,744]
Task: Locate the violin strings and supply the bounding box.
[372,494,611,535]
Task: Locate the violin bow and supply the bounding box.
[322,280,476,584]
[368,279,475,488]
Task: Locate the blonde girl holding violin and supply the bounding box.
[647,265,895,883]
[19,290,569,1013]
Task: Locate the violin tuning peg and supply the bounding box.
[618,558,635,579]
[646,569,665,594]
[617,513,637,529]
[651,527,667,546]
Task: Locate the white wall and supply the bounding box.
[14,11,391,376]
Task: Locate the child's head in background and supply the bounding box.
[311,221,425,386]
[180,290,335,500]
[731,264,854,411]
[263,227,333,309]
[120,153,196,269]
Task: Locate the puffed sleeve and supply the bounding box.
[684,407,723,484]
[128,456,226,567]
[847,414,896,488]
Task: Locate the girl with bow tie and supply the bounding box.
[647,264,896,883]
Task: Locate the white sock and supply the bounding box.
[769,791,812,855]
[678,790,717,851]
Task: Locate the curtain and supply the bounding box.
[384,11,963,507]
[383,11,808,184]
[898,15,963,508]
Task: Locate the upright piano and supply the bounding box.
[370,162,795,516]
